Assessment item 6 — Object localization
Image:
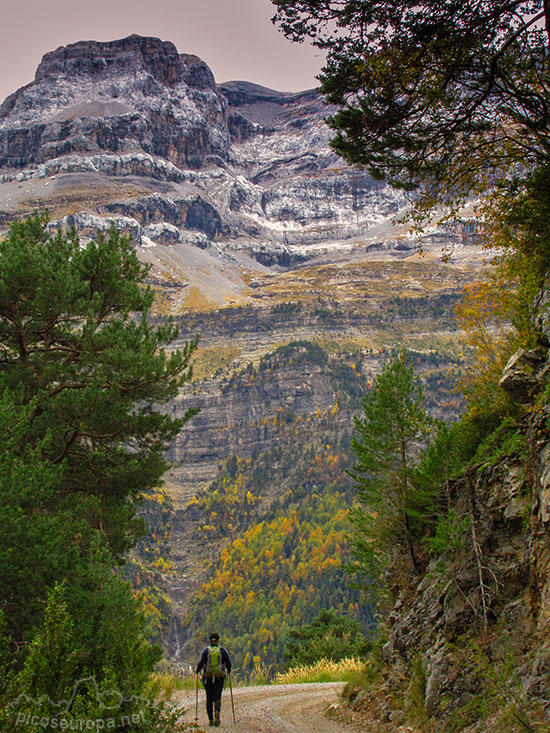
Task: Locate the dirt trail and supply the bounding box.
[175,681,358,732]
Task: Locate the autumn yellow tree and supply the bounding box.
[455,165,550,413]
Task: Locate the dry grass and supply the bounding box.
[181,286,219,313]
[313,337,372,355]
[17,184,151,220]
[147,672,194,700]
[191,345,242,380]
[275,657,365,685]
[247,259,477,308]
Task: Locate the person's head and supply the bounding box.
[210,632,220,646]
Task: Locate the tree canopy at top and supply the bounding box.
[272,0,550,203]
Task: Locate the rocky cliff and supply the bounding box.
[0,35,229,170]
[340,291,550,730]
[0,34,479,282]
[164,256,476,496]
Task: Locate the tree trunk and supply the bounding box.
[466,469,489,632]
[400,436,419,576]
[402,509,420,577]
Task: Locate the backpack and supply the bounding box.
[205,645,226,677]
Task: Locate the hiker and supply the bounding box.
[196,632,232,727]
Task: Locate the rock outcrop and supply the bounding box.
[0,35,479,272]
[0,35,229,170]
[352,287,550,729]
[499,346,548,403]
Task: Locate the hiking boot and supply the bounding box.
[208,720,215,726]
[214,711,220,726]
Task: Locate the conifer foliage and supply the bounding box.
[283,608,370,669]
[0,213,197,559]
[272,0,550,200]
[0,214,197,731]
[349,353,432,591]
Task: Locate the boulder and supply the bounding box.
[499,346,548,403]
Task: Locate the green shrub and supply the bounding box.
[283,609,371,670]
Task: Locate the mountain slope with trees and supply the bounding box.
[191,481,372,676]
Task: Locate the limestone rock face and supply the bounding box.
[0,35,480,268]
[499,346,548,403]
[376,333,550,727]
[0,35,229,170]
[535,277,550,341]
[380,446,550,724]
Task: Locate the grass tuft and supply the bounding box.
[147,672,196,700]
[275,657,365,685]
[246,661,273,686]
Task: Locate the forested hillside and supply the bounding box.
[193,482,373,675]
[165,336,462,671]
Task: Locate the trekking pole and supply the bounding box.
[195,673,199,722]
[228,673,236,724]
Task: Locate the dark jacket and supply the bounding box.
[196,645,232,676]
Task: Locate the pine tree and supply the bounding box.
[0,213,198,559]
[0,214,199,728]
[349,353,432,593]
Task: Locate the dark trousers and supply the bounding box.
[203,676,225,721]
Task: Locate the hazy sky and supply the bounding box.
[0,0,324,103]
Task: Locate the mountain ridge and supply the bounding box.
[0,33,479,281]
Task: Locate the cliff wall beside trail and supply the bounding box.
[343,283,550,731]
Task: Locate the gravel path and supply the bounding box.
[175,681,357,732]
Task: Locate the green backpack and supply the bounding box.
[205,645,226,677]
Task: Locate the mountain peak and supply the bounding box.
[0,33,437,274]
[34,34,215,91]
[0,34,226,170]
